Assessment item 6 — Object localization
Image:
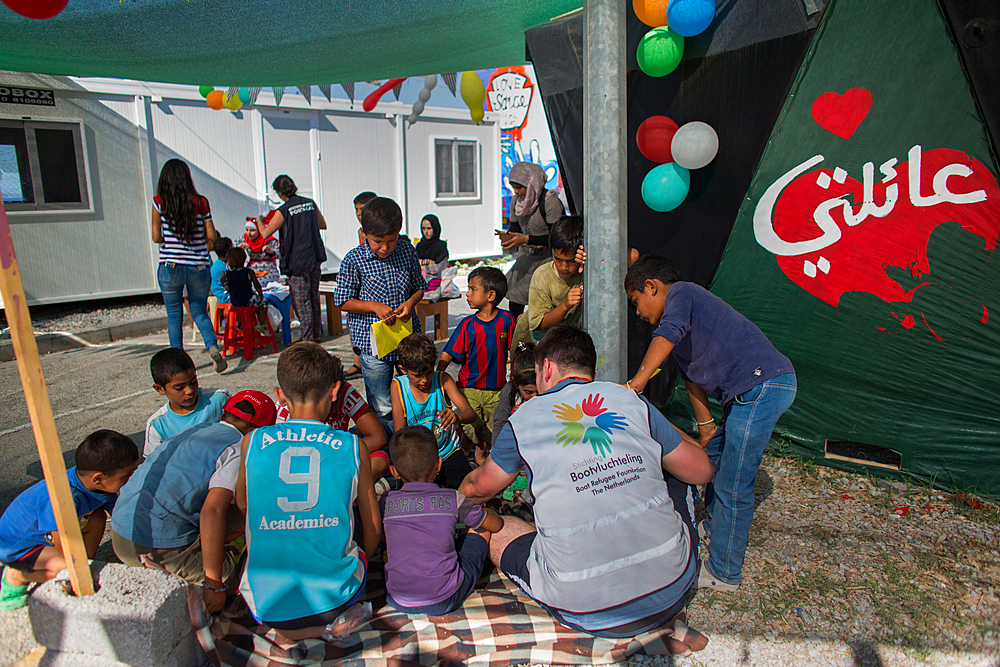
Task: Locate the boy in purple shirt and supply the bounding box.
[625,255,796,593]
[380,426,503,614]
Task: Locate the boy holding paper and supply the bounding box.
[335,197,427,435]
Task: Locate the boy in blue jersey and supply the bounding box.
[391,334,477,490]
[145,348,230,456]
[112,390,276,613]
[333,197,427,435]
[210,237,232,305]
[0,431,139,610]
[381,425,503,614]
[237,342,382,641]
[438,266,514,463]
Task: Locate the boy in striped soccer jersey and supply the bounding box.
[438,267,514,462]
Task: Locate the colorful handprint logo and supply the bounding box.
[552,393,627,457]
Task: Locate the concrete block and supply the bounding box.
[29,561,204,667]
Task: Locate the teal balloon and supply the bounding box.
[238,87,251,104]
[636,26,683,77]
[641,163,690,212]
[666,0,715,37]
[198,86,214,99]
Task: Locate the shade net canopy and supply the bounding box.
[0,0,581,86]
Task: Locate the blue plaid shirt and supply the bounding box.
[334,240,427,361]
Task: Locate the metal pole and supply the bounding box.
[583,0,628,382]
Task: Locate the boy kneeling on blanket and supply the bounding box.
[237,342,382,641]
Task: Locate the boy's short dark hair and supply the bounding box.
[226,247,247,266]
[388,426,439,483]
[396,333,437,374]
[534,325,596,376]
[623,255,681,293]
[75,430,139,475]
[276,342,344,403]
[353,191,377,206]
[361,197,403,236]
[549,215,584,254]
[468,266,507,305]
[150,348,195,386]
[212,237,232,258]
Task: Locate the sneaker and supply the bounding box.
[0,569,28,610]
[208,347,228,374]
[697,560,740,593]
[374,478,392,497]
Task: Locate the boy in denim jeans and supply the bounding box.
[334,197,426,434]
[624,255,797,593]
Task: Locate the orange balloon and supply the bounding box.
[206,90,225,110]
[633,0,670,27]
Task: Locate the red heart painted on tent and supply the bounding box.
[811,88,873,139]
[764,147,999,335]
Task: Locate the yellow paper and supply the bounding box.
[370,317,413,358]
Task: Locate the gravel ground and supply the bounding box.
[0,294,165,340]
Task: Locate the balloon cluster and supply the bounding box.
[633,0,715,78]
[460,71,486,124]
[638,116,718,211]
[407,75,438,126]
[201,87,249,111]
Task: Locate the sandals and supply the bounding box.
[344,365,362,380]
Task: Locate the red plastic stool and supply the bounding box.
[224,306,277,360]
[212,301,230,338]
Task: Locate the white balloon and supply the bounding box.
[671,121,719,170]
[424,75,438,90]
[411,100,425,115]
[418,87,432,103]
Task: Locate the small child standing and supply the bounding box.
[381,425,503,615]
[237,342,381,641]
[490,342,538,448]
[145,348,230,456]
[334,197,427,433]
[0,431,139,609]
[221,247,270,337]
[439,267,514,461]
[391,334,477,490]
[343,191,378,381]
[512,215,585,346]
[210,237,233,305]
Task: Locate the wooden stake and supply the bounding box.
[0,195,94,596]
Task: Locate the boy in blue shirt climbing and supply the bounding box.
[392,333,478,490]
[0,430,139,609]
[237,342,382,641]
[145,347,230,456]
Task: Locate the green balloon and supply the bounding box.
[199,85,215,98]
[637,27,684,77]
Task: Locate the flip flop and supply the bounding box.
[344,366,362,380]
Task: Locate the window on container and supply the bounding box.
[0,119,90,212]
[434,139,478,198]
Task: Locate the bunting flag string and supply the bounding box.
[225,87,239,103]
[340,82,355,104]
[441,72,458,96]
[318,84,332,102]
[273,86,285,107]
[392,81,403,100]
[297,86,312,104]
[247,87,261,107]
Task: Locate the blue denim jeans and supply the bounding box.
[157,263,218,351]
[704,372,797,585]
[359,353,395,436]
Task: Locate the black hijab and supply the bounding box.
[415,215,449,263]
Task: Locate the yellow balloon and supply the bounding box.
[460,70,486,119]
[224,93,243,111]
[470,107,485,124]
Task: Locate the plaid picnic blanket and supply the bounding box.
[187,561,687,667]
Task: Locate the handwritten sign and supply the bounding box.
[486,70,534,140]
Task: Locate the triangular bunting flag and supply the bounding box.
[273,86,285,108]
[442,72,457,96]
[225,87,239,103]
[392,82,403,100]
[248,87,261,107]
[318,85,332,102]
[340,82,355,104]
[298,86,312,104]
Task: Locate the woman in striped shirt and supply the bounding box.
[151,159,227,373]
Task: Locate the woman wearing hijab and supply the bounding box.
[415,214,449,292]
[237,215,281,286]
[502,162,565,319]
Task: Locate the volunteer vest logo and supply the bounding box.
[553,393,626,457]
[754,87,1000,340]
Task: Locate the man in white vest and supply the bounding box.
[459,325,714,646]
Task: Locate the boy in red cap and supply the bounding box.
[112,390,276,612]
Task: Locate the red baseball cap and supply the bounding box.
[224,390,277,427]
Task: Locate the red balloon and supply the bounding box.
[636,115,679,163]
[1,0,68,20]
